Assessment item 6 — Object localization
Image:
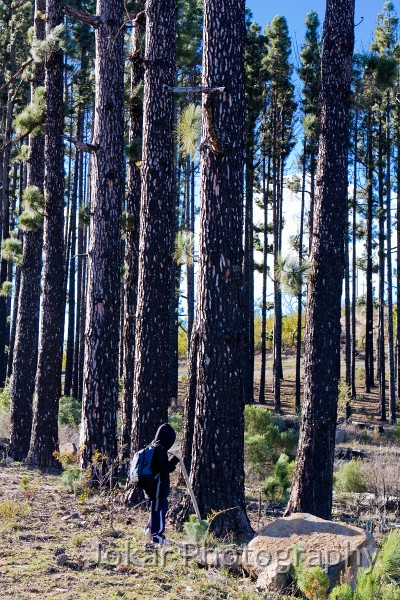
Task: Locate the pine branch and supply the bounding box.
[0,59,34,94]
[72,139,98,153]
[62,3,101,28]
[164,85,225,94]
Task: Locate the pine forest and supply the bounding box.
[0,0,400,598]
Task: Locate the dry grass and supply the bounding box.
[0,463,265,600]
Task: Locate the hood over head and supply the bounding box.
[153,423,176,450]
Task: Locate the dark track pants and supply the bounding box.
[147,497,168,544]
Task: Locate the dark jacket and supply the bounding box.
[145,423,179,500]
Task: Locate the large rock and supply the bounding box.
[243,513,376,593]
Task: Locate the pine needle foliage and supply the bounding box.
[14,87,46,138]
[0,281,13,298]
[172,230,194,266]
[276,253,310,296]
[31,24,66,62]
[329,583,354,600]
[1,238,22,266]
[177,103,201,157]
[19,186,45,231]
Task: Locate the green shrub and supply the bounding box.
[352,531,400,600]
[244,405,298,478]
[329,583,353,600]
[61,468,81,492]
[353,568,377,600]
[392,426,400,444]
[296,564,330,600]
[0,377,12,412]
[375,529,400,582]
[178,327,187,359]
[183,514,209,542]
[334,459,367,493]
[59,396,81,426]
[168,412,183,434]
[380,586,400,600]
[263,453,295,505]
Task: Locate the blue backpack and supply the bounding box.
[129,446,160,492]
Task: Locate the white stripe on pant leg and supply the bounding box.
[158,508,164,537]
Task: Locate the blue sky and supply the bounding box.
[246,0,388,53]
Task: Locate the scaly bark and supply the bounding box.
[178,0,252,538]
[80,0,125,473]
[130,0,176,454]
[121,6,145,469]
[287,0,355,520]
[27,0,65,467]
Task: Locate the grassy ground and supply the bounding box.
[1,349,399,599]
[0,463,268,600]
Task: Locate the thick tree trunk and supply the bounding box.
[178,0,252,538]
[130,0,176,454]
[121,11,144,469]
[27,0,65,467]
[287,0,355,520]
[9,4,45,458]
[80,0,125,473]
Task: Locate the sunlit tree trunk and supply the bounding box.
[80,0,125,472]
[27,0,65,467]
[121,5,145,470]
[287,0,355,520]
[179,0,252,537]
[130,0,176,455]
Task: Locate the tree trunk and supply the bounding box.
[365,110,375,392]
[243,133,254,404]
[27,0,65,467]
[259,153,270,405]
[130,0,176,455]
[386,96,396,424]
[121,9,145,470]
[287,0,355,520]
[350,108,358,401]
[186,160,195,350]
[178,0,252,538]
[71,110,85,400]
[9,0,45,460]
[64,107,82,397]
[295,141,307,413]
[80,0,125,473]
[0,81,15,386]
[377,116,386,421]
